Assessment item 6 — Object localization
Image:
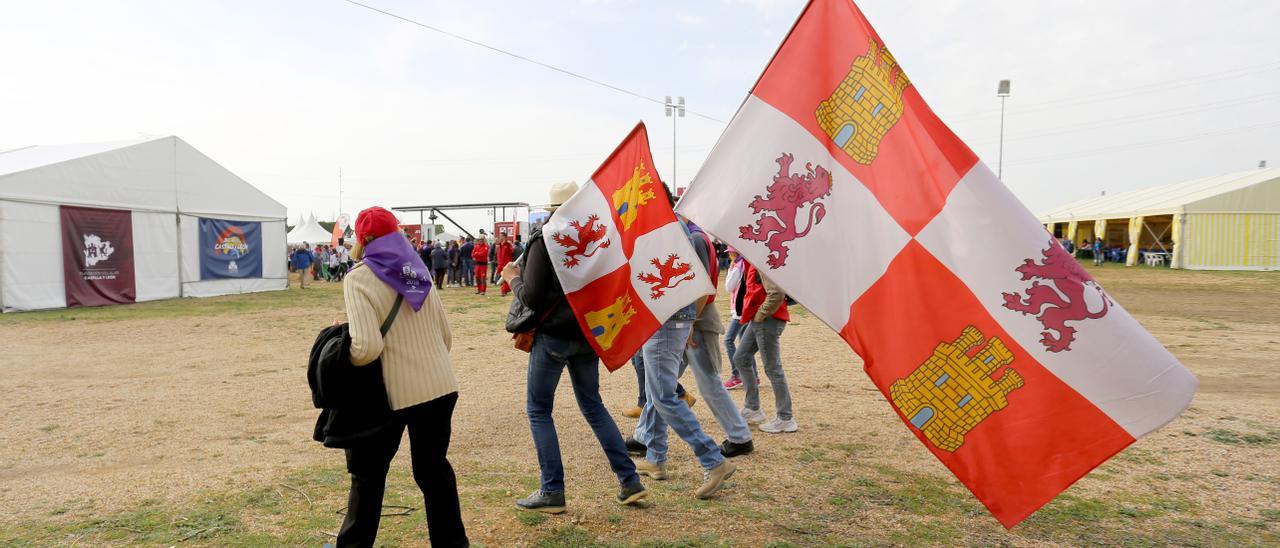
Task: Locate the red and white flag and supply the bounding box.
[546,123,714,370]
[676,0,1196,527]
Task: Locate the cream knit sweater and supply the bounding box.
[344,264,458,410]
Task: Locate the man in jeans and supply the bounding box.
[632,212,736,498]
[634,220,754,459]
[734,262,796,433]
[503,182,648,513]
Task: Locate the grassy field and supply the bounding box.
[1,265,1278,546]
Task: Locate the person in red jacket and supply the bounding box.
[471,236,490,295]
[495,232,515,296]
[733,261,796,434]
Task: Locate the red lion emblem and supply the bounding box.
[636,254,695,299]
[551,214,610,268]
[1002,240,1113,352]
[739,153,833,269]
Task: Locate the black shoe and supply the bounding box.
[516,489,566,514]
[617,481,649,505]
[625,437,646,456]
[720,439,754,458]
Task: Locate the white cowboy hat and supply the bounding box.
[546,181,579,211]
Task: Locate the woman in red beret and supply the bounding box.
[337,206,468,547]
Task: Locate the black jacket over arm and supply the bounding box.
[307,324,393,448]
[508,230,585,341]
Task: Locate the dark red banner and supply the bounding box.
[61,206,136,308]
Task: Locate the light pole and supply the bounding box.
[665,95,685,191]
[997,79,1011,180]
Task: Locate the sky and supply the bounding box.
[3,0,1278,234]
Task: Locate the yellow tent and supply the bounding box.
[1037,168,1280,270]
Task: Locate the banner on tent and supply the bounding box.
[199,218,263,279]
[61,205,136,307]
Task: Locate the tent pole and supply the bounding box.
[173,138,184,298]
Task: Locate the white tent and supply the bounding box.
[0,136,288,311]
[287,214,335,246]
[1038,167,1280,270]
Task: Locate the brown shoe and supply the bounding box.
[679,392,697,409]
[696,460,736,499]
[622,406,642,418]
[636,459,669,480]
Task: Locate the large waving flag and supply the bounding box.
[545,123,714,370]
[676,0,1197,527]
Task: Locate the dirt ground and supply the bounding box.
[1,266,1278,546]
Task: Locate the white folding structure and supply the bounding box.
[287,214,335,246]
[0,136,288,311]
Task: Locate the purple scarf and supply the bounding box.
[361,232,432,311]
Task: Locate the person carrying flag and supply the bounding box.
[734,262,796,434]
[502,181,649,514]
[632,187,737,498]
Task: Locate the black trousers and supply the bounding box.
[337,392,468,547]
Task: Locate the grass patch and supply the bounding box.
[518,511,549,526]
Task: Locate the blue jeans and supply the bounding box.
[462,258,474,285]
[527,332,639,493]
[724,318,756,379]
[686,329,752,444]
[631,353,685,408]
[635,319,724,469]
[734,317,792,421]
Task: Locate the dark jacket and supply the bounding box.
[308,323,393,448]
[508,229,582,341]
[460,242,474,262]
[430,246,449,270]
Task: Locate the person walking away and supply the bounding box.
[632,188,736,499]
[1092,237,1104,266]
[337,206,467,547]
[495,233,515,296]
[430,242,449,288]
[503,181,648,513]
[633,220,754,460]
[329,246,341,282]
[293,243,314,289]
[471,237,490,295]
[460,238,475,287]
[722,249,757,390]
[734,262,796,433]
[447,241,460,287]
[487,235,499,285]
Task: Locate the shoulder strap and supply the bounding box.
[380,294,405,337]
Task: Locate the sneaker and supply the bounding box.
[617,481,649,505]
[622,406,642,419]
[740,407,766,424]
[625,436,647,456]
[695,460,737,499]
[758,417,798,433]
[723,376,743,390]
[635,459,668,480]
[516,489,566,514]
[720,439,754,458]
[679,392,697,409]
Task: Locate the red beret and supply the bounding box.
[355,206,400,244]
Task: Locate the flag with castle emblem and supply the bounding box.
[676,0,1197,528]
[545,122,714,370]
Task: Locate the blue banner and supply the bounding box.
[199,218,263,279]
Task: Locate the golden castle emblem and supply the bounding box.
[889,326,1024,452]
[585,295,636,351]
[612,161,657,230]
[815,38,912,164]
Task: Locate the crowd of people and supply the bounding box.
[318,188,795,546]
[288,242,352,289]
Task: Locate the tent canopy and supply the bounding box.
[1038,167,1280,222]
[287,214,335,245]
[0,136,286,219]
